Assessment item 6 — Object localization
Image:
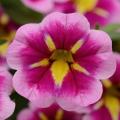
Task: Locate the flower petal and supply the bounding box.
[0,94,15,120]
[53,0,69,3]
[17,108,37,120]
[74,30,116,79]
[56,70,103,111]
[21,0,53,13]
[13,67,54,108]
[85,0,120,26]
[18,104,82,120]
[7,23,51,69]
[89,106,112,120]
[75,30,112,57]
[41,12,90,50]
[0,71,13,95]
[79,52,116,79]
[0,58,15,119]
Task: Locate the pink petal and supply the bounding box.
[74,30,116,79]
[17,108,37,120]
[85,0,120,26]
[41,12,90,50]
[0,57,15,119]
[89,106,112,120]
[0,94,15,120]
[56,70,103,111]
[21,0,53,13]
[18,104,82,120]
[7,23,51,69]
[53,0,69,3]
[109,0,120,24]
[54,1,75,13]
[0,71,13,95]
[13,67,54,108]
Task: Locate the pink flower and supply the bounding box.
[0,57,15,120]
[20,0,120,26]
[83,0,120,27]
[7,12,116,111]
[65,0,120,27]
[17,104,82,120]
[84,53,120,120]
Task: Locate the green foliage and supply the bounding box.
[113,41,120,52]
[7,92,28,120]
[103,24,120,41]
[0,0,43,25]
[95,23,100,30]
[0,39,7,45]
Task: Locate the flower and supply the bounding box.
[0,57,15,119]
[20,0,120,26]
[71,0,120,27]
[84,53,120,120]
[17,104,82,120]
[7,12,116,111]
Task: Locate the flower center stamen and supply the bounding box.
[39,112,49,120]
[50,50,72,86]
[45,35,56,52]
[55,109,64,120]
[50,49,74,63]
[70,40,84,54]
[31,36,89,86]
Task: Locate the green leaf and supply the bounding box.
[0,39,7,45]
[7,92,28,120]
[95,23,100,30]
[103,24,120,41]
[0,0,43,25]
[113,41,120,52]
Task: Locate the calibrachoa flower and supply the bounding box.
[17,104,82,120]
[20,0,120,26]
[0,57,15,120]
[84,53,120,120]
[7,12,116,111]
[70,0,120,27]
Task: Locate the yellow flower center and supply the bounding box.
[50,49,74,63]
[0,14,9,26]
[49,50,73,86]
[74,0,98,13]
[73,0,109,18]
[31,35,89,86]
